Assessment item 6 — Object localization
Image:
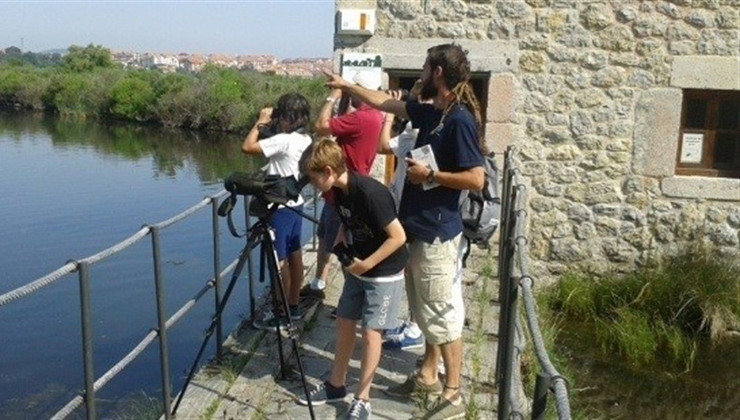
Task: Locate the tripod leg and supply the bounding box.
[263,228,316,420]
[172,235,258,415]
[261,235,288,378]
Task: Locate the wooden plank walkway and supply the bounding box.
[172,244,501,419]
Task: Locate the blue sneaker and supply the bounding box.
[382,321,408,339]
[383,331,424,350]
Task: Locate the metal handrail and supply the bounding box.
[496,147,572,420]
[1,187,321,419]
[0,190,229,308]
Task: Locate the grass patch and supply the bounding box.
[109,391,162,419]
[465,393,481,420]
[201,398,220,420]
[478,260,496,278]
[198,330,266,419]
[542,244,739,373]
[217,330,266,383]
[464,254,497,418]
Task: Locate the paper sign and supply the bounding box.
[680,133,703,164]
[341,52,382,90]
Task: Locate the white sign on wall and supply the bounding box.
[341,52,382,90]
[680,133,704,164]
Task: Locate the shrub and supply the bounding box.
[47,71,110,117]
[545,245,739,372]
[0,65,51,108]
[63,44,116,72]
[109,75,156,121]
[1,49,328,133]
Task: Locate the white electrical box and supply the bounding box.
[336,9,376,35]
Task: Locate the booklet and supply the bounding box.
[410,144,440,190]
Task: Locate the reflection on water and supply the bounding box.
[0,112,263,183]
[0,112,317,418]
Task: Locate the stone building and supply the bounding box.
[333,0,739,280]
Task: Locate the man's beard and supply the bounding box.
[419,78,437,101]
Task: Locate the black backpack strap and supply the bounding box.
[461,236,471,268]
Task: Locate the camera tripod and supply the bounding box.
[172,200,318,419]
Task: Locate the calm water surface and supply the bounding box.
[0,113,317,418]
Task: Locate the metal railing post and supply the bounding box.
[532,372,551,420]
[244,196,255,320]
[212,198,223,359]
[498,249,519,419]
[497,154,519,420]
[150,226,173,418]
[496,155,514,383]
[77,261,96,420]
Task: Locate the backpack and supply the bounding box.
[460,152,501,265]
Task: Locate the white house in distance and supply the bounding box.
[333,0,739,280]
[140,53,179,72]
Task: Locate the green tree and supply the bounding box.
[48,71,110,117]
[63,44,116,72]
[109,75,156,121]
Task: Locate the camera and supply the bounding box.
[257,124,277,140]
[218,171,309,218]
[332,243,355,267]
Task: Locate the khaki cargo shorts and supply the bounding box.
[405,234,465,345]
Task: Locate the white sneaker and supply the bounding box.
[310,277,326,291]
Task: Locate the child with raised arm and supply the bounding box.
[241,93,312,329]
[297,139,408,420]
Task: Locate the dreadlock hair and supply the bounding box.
[427,44,487,154]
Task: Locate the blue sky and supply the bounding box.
[0,0,335,58]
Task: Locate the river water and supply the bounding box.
[0,113,318,418]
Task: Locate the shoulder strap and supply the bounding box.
[461,237,471,268]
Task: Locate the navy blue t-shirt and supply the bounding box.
[399,99,484,243]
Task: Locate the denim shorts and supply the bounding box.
[336,272,403,330]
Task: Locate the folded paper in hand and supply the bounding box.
[410,144,440,190]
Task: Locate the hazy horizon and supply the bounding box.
[0,1,335,60]
[10,45,331,60]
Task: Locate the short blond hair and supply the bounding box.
[300,139,347,175]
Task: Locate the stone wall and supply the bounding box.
[336,0,740,280]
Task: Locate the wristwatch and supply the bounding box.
[325,96,337,103]
[426,167,435,183]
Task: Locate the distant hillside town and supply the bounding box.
[110,50,332,77]
[0,45,331,77]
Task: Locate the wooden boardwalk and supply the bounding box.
[172,244,500,419]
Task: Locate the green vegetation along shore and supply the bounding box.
[0,44,326,133]
[537,245,740,417]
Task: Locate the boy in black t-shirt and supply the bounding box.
[297,139,408,419]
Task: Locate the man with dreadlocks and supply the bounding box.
[325,43,485,419]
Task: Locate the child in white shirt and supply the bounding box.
[241,93,312,329]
